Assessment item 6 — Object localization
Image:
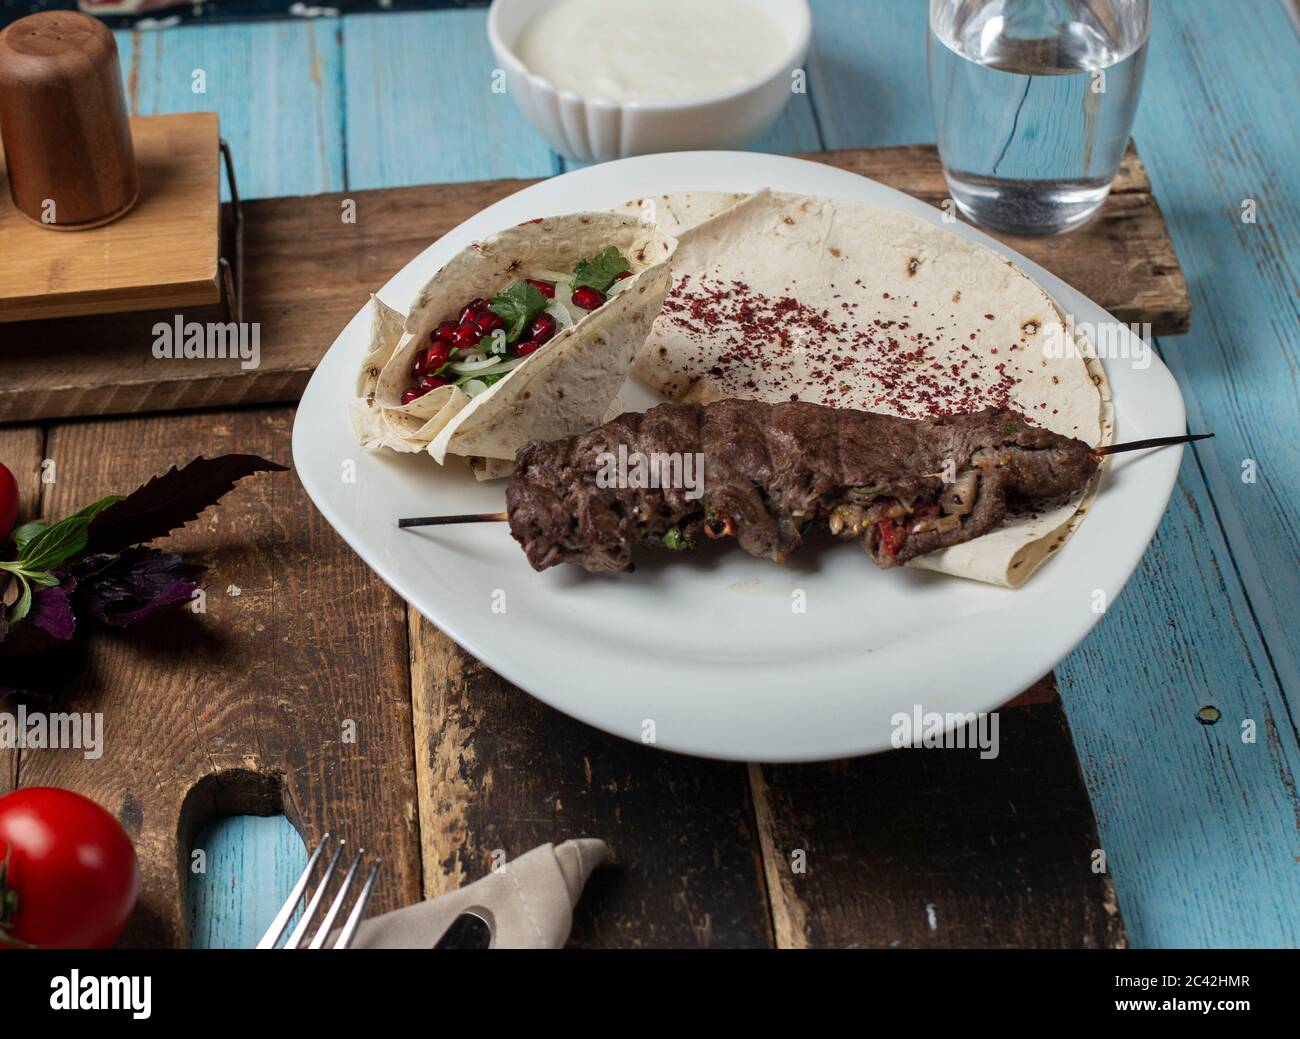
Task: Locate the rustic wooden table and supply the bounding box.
[1,0,1296,948]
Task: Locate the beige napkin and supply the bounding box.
[349,840,608,949]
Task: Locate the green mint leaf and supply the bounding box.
[73,495,125,521]
[489,281,548,343]
[9,579,31,624]
[10,521,47,553]
[572,247,631,293]
[20,514,93,573]
[13,495,123,573]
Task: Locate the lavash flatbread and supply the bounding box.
[624,189,1113,588]
[466,395,628,482]
[350,212,677,467]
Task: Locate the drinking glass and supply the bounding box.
[928,0,1152,235]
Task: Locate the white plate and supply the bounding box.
[293,151,1184,762]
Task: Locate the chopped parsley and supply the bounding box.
[489,280,548,343]
[572,247,631,293]
[662,526,695,551]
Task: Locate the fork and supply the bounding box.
[256,833,381,949]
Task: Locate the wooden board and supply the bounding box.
[753,679,1125,948]
[0,425,43,797]
[0,402,1126,947]
[409,620,774,947]
[408,622,1124,948]
[0,141,1188,423]
[0,112,220,323]
[4,407,423,947]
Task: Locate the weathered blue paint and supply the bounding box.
[114,20,346,199]
[341,10,557,188]
[187,815,308,949]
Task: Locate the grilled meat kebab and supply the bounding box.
[505,399,1099,573]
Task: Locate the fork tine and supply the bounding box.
[308,847,365,950]
[283,838,346,950]
[256,832,330,949]
[333,858,381,949]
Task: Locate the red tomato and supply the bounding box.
[0,787,139,948]
[0,463,17,540]
[877,518,906,559]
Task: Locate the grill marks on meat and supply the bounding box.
[506,400,1099,573]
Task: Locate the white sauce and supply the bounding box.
[515,0,790,103]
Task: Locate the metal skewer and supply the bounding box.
[397,511,508,528]
[1093,432,1213,456]
[395,434,1213,528]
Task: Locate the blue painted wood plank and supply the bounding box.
[1127,0,1300,702]
[1055,0,1300,946]
[187,815,307,949]
[1056,455,1300,947]
[805,0,935,148]
[341,10,558,188]
[114,21,346,199]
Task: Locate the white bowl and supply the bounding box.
[487,0,812,163]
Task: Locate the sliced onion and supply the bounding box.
[911,514,963,535]
[456,356,526,382]
[545,298,574,333]
[940,470,979,516]
[530,269,571,284]
[451,354,503,374]
[552,278,586,325]
[461,379,489,398]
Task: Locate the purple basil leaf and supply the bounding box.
[72,547,204,627]
[29,578,77,641]
[84,454,287,556]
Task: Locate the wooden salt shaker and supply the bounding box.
[0,11,138,230]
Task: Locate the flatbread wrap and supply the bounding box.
[624,189,1113,587]
[350,211,678,467]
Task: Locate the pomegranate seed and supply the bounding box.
[515,340,540,356]
[459,298,486,324]
[413,342,449,376]
[474,311,503,335]
[526,279,555,299]
[571,286,605,310]
[529,313,557,344]
[615,270,632,280]
[420,373,449,391]
[432,322,457,343]
[424,342,451,368]
[401,388,425,405]
[451,325,478,351]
